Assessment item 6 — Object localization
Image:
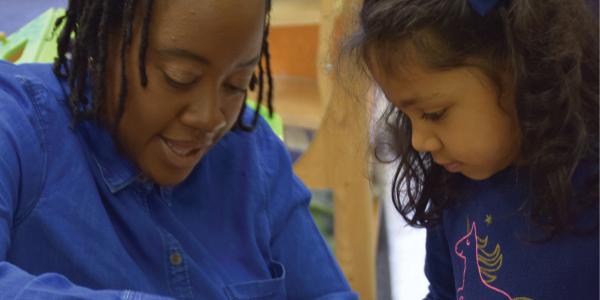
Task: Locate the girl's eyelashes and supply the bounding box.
[421,108,447,121]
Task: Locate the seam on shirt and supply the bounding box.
[121,290,131,300]
[301,206,350,285]
[177,246,194,299]
[255,121,276,244]
[123,290,143,300]
[157,227,176,298]
[0,153,18,216]
[173,238,194,299]
[254,122,352,288]
[10,76,49,229]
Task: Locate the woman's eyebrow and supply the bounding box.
[235,54,261,69]
[157,48,260,70]
[158,48,210,65]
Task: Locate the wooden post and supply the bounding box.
[293,0,376,299]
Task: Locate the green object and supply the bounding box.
[0,8,65,64]
[308,189,335,251]
[246,98,284,140]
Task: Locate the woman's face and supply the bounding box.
[104,0,265,186]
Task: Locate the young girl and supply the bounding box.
[0,0,356,299]
[346,0,598,299]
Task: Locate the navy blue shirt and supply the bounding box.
[0,61,356,300]
[424,165,599,300]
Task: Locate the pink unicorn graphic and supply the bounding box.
[454,222,512,300]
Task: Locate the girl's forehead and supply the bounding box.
[365,38,433,78]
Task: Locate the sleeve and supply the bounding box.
[0,87,174,300]
[423,224,456,300]
[258,122,357,300]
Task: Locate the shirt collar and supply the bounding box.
[55,69,177,197]
[56,70,142,194]
[78,120,142,193]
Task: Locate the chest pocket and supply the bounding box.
[223,261,286,300]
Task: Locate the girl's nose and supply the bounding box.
[411,124,442,153]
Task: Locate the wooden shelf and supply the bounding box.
[270,0,321,26]
[250,75,324,129]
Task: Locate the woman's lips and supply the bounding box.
[159,136,210,169]
[162,137,206,156]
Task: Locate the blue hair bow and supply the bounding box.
[468,0,502,16]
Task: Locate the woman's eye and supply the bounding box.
[421,108,447,121]
[162,70,197,89]
[224,83,247,95]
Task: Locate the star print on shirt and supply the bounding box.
[485,214,493,225]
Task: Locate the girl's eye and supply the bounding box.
[421,108,447,121]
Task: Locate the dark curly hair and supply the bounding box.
[52,0,273,130]
[345,0,599,237]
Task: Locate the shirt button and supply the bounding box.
[169,252,183,266]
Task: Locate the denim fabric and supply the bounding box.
[0,61,357,300]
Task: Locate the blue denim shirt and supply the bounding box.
[0,61,357,300]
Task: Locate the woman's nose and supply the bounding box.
[179,93,227,135]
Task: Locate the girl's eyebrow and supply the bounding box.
[157,48,261,69]
[397,93,441,109]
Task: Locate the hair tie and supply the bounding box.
[468,0,502,16]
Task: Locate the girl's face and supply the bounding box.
[104,0,265,186]
[368,55,521,180]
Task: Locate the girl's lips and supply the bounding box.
[442,162,462,173]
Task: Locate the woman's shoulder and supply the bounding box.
[201,107,300,194]
[0,61,58,223]
[0,61,69,128]
[222,108,291,168]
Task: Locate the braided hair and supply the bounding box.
[53,0,273,130]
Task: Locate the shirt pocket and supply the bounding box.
[223,260,286,300]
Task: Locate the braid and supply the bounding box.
[53,0,273,132]
[113,0,136,130]
[52,0,149,126]
[238,1,274,130]
[69,0,100,122]
[91,0,111,120]
[262,14,274,118]
[139,0,154,87]
[53,0,80,78]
